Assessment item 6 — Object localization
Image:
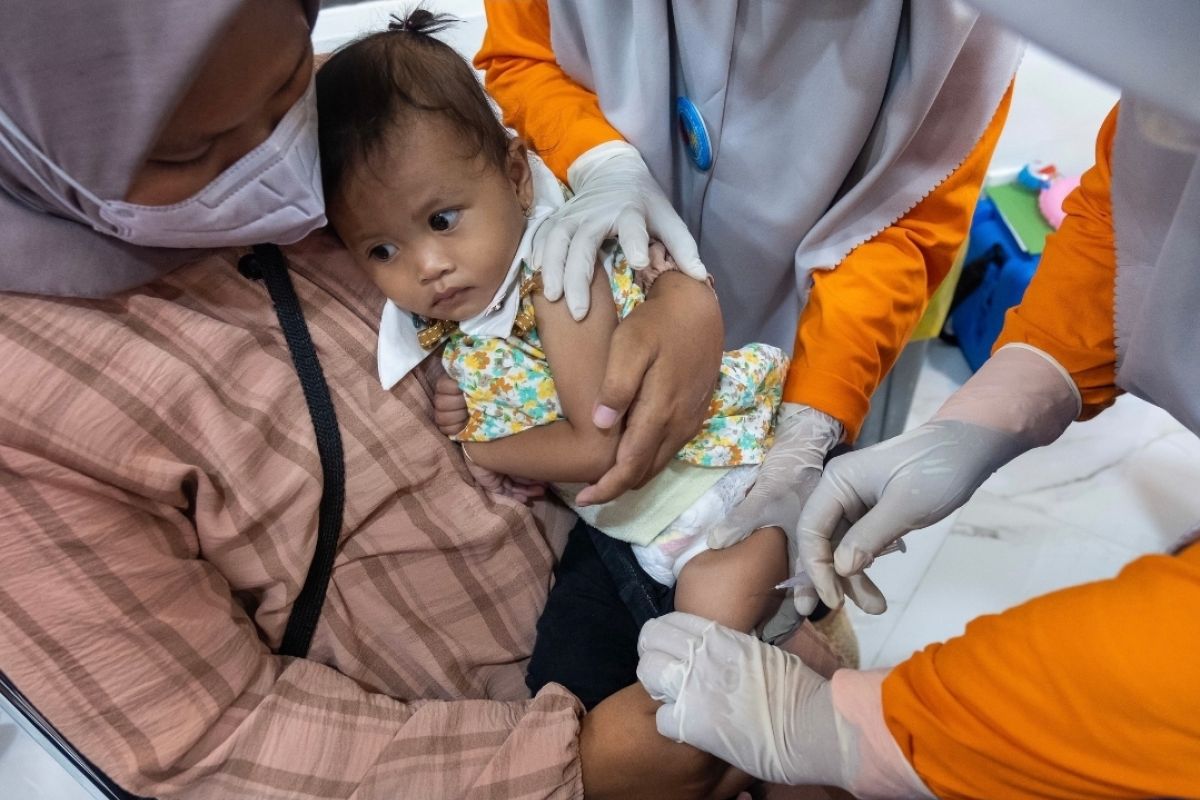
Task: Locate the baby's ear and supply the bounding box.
[506,138,534,209]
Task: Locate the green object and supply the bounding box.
[985,182,1055,254]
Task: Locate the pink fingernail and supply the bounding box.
[592,404,619,428]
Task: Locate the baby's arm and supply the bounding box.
[464,266,622,484]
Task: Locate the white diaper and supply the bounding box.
[631,464,761,586]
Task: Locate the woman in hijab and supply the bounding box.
[0,2,760,797]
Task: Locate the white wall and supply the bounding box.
[315,4,1119,181]
[312,0,487,65]
[989,44,1120,180]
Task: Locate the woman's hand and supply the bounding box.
[575,268,723,505]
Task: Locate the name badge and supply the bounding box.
[676,96,713,171]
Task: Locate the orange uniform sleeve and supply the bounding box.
[476,0,624,180]
[784,86,1013,440]
[882,539,1200,799]
[994,106,1120,420]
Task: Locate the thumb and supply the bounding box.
[832,490,914,577]
[706,501,761,550]
[592,338,653,429]
[707,484,790,549]
[655,702,684,743]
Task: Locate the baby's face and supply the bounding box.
[331,115,532,321]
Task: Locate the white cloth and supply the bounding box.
[376,155,565,390]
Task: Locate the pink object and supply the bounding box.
[1038,175,1082,229]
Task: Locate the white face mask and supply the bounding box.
[0,79,326,249]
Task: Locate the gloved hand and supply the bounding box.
[637,612,933,798]
[797,345,1082,612]
[707,403,885,615]
[533,141,706,320]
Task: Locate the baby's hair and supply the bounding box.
[316,7,513,205]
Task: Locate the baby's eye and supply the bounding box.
[368,243,398,262]
[429,209,460,232]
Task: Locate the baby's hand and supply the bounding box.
[434,373,469,436]
[646,240,676,270]
[465,456,547,505]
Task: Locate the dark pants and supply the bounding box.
[526,518,830,709]
[526,520,674,709]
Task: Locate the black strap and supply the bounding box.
[238,244,346,659]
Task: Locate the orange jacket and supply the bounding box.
[475,0,1011,440]
[885,539,1200,799]
[993,105,1121,418]
[884,107,1200,798]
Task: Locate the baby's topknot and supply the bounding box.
[387,8,458,38]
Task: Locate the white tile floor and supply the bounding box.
[848,341,1200,668]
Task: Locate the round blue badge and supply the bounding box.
[676,96,713,171]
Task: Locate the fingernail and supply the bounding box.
[592,404,619,428]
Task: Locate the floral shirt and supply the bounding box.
[443,245,787,467]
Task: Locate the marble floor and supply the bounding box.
[848,341,1200,668]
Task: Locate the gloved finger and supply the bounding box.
[840,571,887,615]
[563,226,605,320]
[655,702,684,743]
[793,528,844,614]
[794,481,852,610]
[533,222,572,302]
[652,210,705,279]
[832,490,915,577]
[636,650,686,701]
[708,489,788,549]
[706,502,760,549]
[791,575,822,617]
[615,208,650,269]
[637,612,713,657]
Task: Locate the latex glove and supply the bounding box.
[705,404,885,615]
[533,141,706,320]
[637,612,933,798]
[797,345,1082,612]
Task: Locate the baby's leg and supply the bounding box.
[673,527,788,633]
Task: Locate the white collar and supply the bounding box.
[377,155,565,390]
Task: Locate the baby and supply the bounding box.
[317,11,789,705]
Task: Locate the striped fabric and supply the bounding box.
[0,232,584,799]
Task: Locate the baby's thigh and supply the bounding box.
[674,527,787,633]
